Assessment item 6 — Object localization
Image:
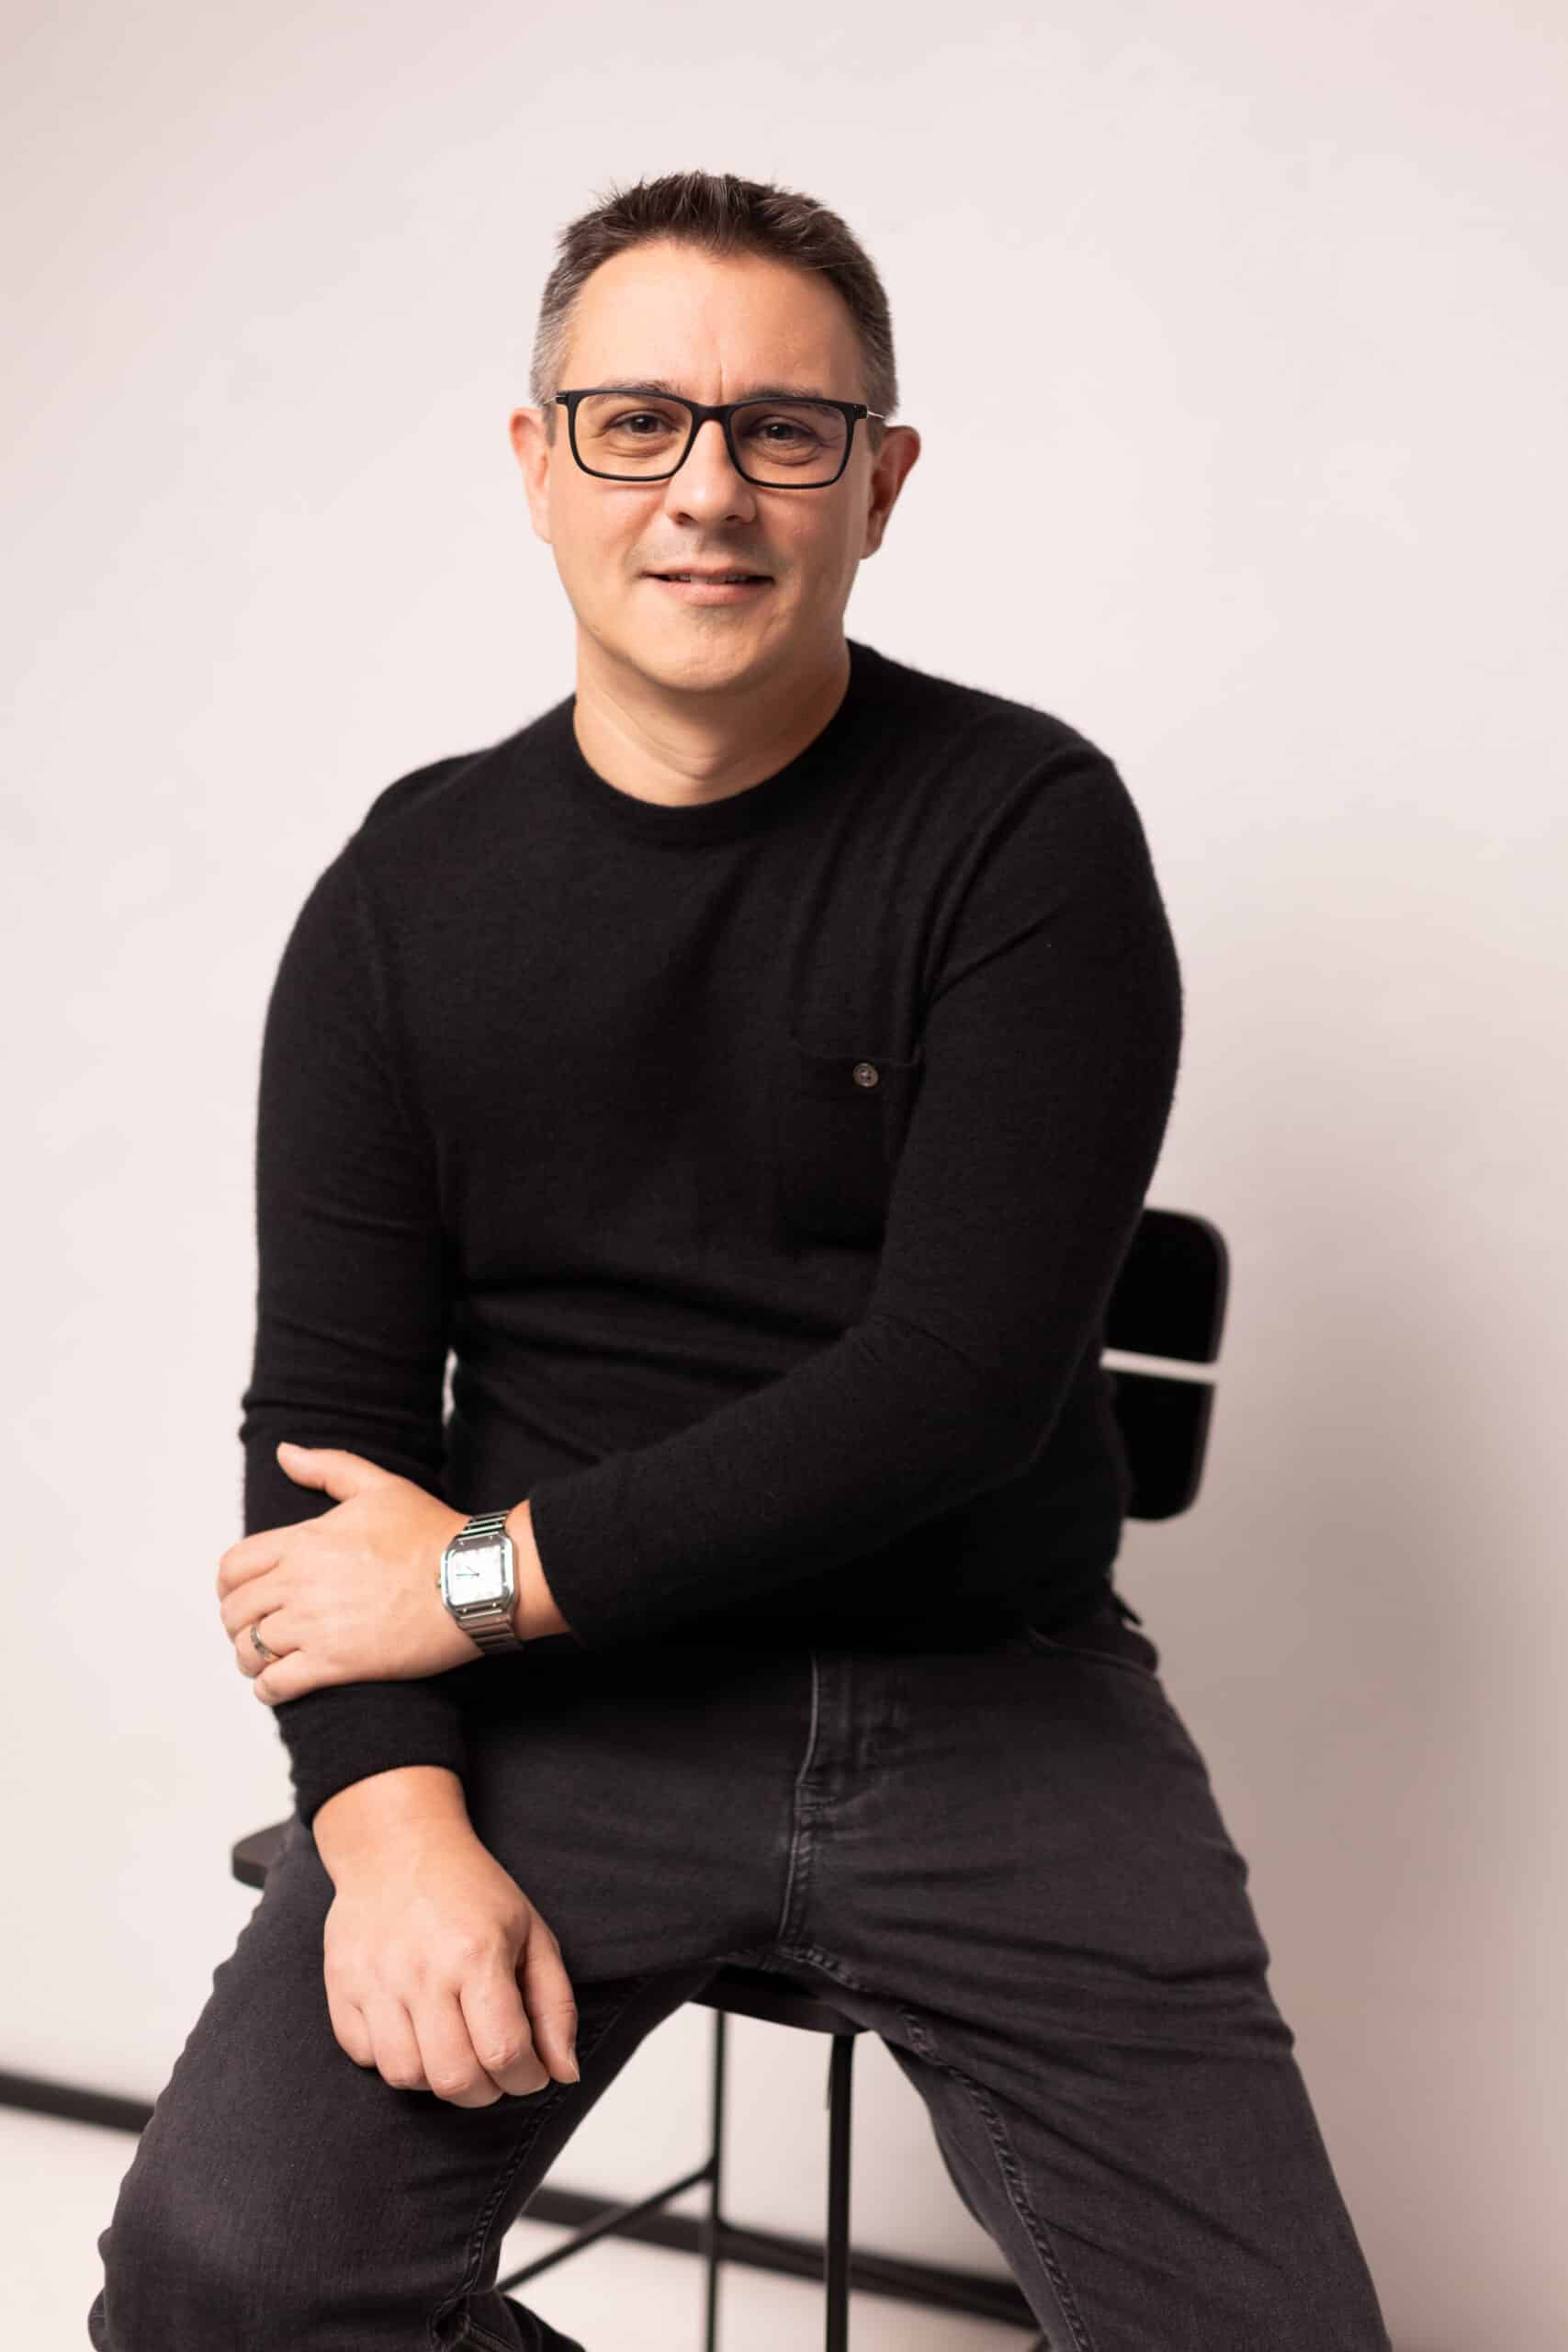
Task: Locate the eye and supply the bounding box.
[580,396,686,444]
[748,415,819,447]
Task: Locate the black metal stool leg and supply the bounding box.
[825,2030,855,2350]
[701,2005,728,2352]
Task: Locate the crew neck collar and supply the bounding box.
[556,638,881,845]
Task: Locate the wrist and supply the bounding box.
[504,1497,571,1641]
[312,1765,469,1876]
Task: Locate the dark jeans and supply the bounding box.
[88,1597,1393,2350]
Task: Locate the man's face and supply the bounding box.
[509,241,919,697]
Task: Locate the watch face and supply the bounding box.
[447,1543,507,1602]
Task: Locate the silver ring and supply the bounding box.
[249,1620,280,1664]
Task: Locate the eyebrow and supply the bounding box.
[586,377,841,403]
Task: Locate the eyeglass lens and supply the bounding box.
[575,394,849,483]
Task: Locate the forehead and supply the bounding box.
[562,241,863,397]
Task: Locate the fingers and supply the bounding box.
[325,1986,375,2071]
[420,1985,537,2109]
[320,1895,578,2109]
[515,1920,581,2086]
[232,1608,293,1686]
[358,1998,431,2096]
[344,1991,504,2109]
[457,1960,554,2101]
[325,1969,468,2103]
[342,1978,558,2110]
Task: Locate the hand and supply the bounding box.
[216,1444,478,1705]
[320,1815,581,2108]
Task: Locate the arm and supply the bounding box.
[237,833,469,1831]
[525,745,1184,1648]
[505,1500,571,1638]
[237,826,586,2116]
[312,1761,468,1871]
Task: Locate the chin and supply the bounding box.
[628,626,770,686]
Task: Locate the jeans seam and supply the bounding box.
[773,1939,868,1990]
[894,2000,1102,2352]
[961,2067,1102,2352]
[428,1973,661,2352]
[765,1943,1100,2352]
[460,2319,522,2352]
[773,1650,822,1949]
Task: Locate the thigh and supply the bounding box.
[89,1638,817,2351]
[88,1812,720,2351]
[778,1613,1394,2352]
[459,1630,810,1978]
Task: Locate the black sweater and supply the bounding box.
[238,637,1184,1827]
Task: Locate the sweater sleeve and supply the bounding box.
[236,834,469,1830]
[525,745,1184,1648]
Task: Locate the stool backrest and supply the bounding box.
[1101,1207,1228,1521]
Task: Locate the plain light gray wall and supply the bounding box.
[5,4,1564,2345]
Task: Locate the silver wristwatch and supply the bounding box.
[437,1508,525,1655]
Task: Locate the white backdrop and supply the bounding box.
[4,5,1564,2346]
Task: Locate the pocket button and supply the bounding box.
[852,1060,880,1088]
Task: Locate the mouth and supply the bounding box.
[644,571,773,602]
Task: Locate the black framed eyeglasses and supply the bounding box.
[555,388,885,488]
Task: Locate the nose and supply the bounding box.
[686,415,737,469]
[666,415,755,514]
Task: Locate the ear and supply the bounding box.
[508,406,557,547]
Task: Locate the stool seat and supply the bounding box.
[691,1963,862,2037]
[229,1820,289,1890]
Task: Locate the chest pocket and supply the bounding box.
[773,1037,926,1243]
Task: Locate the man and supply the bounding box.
[89,170,1393,2351]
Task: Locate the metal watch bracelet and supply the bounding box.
[440,1507,525,1654]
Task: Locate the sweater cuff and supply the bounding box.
[525,1465,662,1652]
[274,1680,470,1831]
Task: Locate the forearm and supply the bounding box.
[269,1500,565,1840]
[308,1515,564,1880]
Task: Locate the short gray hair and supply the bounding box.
[529,169,898,454]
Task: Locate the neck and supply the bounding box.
[570,634,852,811]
